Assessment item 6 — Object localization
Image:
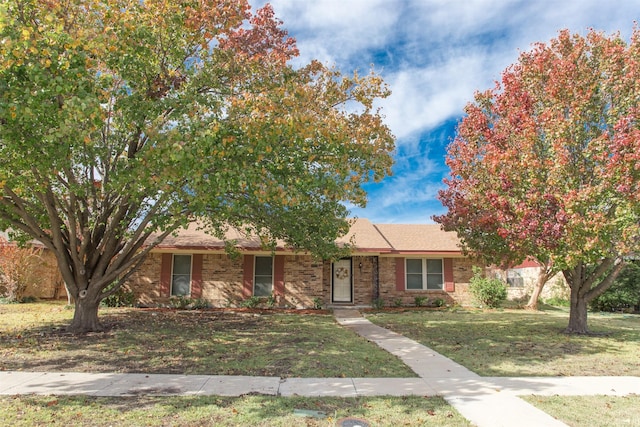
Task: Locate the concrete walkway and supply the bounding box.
[335,308,640,427]
[1,309,638,426]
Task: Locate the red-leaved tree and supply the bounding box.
[435,29,640,334]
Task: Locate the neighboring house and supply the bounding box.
[0,232,66,300]
[128,219,477,308]
[488,259,569,302]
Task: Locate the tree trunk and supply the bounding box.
[525,268,549,310]
[67,297,102,334]
[564,272,589,334]
[566,287,589,334]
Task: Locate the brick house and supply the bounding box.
[127,218,477,308]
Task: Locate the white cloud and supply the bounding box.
[249,0,640,223]
[268,0,402,66]
[380,52,497,140]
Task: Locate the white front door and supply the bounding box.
[332,259,352,303]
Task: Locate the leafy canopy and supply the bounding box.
[435,28,640,272]
[0,0,394,306]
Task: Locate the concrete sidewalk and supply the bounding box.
[1,309,638,427]
[334,308,640,427]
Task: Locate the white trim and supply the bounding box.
[170,254,192,297]
[253,255,274,297]
[331,258,353,303]
[405,258,444,290]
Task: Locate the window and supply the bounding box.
[171,254,192,296]
[254,256,273,296]
[406,258,443,290]
[506,270,524,287]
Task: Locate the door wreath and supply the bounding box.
[335,267,349,280]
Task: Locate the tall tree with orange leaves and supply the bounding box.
[435,29,640,334]
[0,0,394,332]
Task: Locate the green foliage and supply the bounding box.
[433,298,446,307]
[240,296,261,309]
[372,297,385,309]
[312,297,323,310]
[589,263,640,312]
[393,297,403,307]
[414,296,428,307]
[191,298,210,310]
[168,296,209,310]
[168,296,191,310]
[265,294,276,309]
[0,295,37,304]
[0,0,395,332]
[544,297,570,307]
[101,283,136,308]
[469,267,507,308]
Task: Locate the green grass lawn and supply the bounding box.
[0,395,472,427]
[0,301,416,378]
[366,307,640,377]
[522,395,640,427]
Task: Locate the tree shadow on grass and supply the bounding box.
[2,394,471,426]
[0,308,414,378]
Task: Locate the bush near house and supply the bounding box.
[589,263,640,312]
[469,267,507,308]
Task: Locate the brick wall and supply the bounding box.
[378,256,477,307]
[128,252,163,306]
[281,255,324,308]
[22,249,66,300]
[128,252,480,308]
[128,252,326,308]
[201,254,244,306]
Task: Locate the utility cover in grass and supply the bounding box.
[337,417,371,427]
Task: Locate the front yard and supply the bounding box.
[0,301,416,378]
[3,302,640,426]
[366,307,640,377]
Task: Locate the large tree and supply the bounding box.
[0,0,394,332]
[435,29,640,334]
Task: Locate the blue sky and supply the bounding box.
[251,0,640,224]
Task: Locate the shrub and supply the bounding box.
[312,297,323,310]
[372,297,385,309]
[266,294,276,309]
[393,297,403,307]
[241,296,261,309]
[589,263,640,312]
[168,296,189,309]
[414,296,428,307]
[191,298,210,309]
[544,296,570,307]
[469,267,507,308]
[101,283,136,307]
[433,298,445,307]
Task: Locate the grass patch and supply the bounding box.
[522,394,640,427]
[0,301,415,378]
[0,394,472,426]
[366,308,640,376]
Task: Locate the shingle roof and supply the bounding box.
[373,224,461,253]
[155,222,282,250]
[337,218,393,252]
[154,219,461,254]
